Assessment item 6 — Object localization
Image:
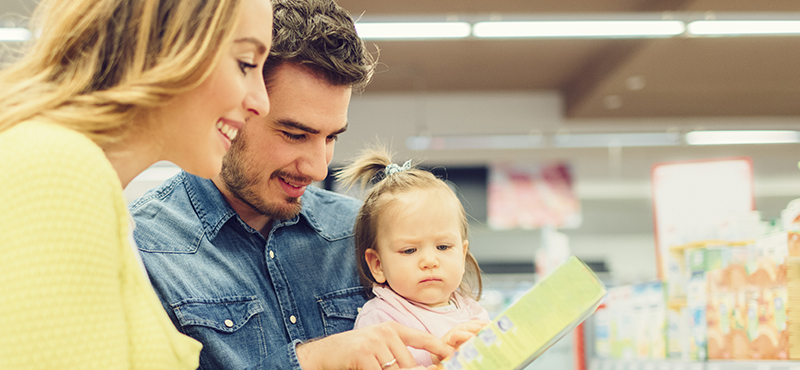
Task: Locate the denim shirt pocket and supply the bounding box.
[172,296,267,365]
[317,287,367,336]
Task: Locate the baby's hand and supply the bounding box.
[431,320,490,364]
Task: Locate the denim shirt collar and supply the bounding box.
[182,171,337,240]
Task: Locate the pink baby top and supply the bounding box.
[354,285,490,367]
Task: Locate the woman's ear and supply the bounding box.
[462,240,469,259]
[365,248,386,284]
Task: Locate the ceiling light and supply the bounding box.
[687,20,800,36]
[685,130,800,145]
[472,20,685,38]
[554,133,681,148]
[355,22,471,40]
[625,76,646,91]
[407,135,544,150]
[603,95,623,110]
[406,133,681,150]
[0,28,31,41]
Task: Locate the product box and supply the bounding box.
[684,246,725,360]
[706,233,797,360]
[706,285,734,359]
[666,242,708,301]
[593,303,610,359]
[779,231,800,360]
[632,282,666,359]
[666,241,728,302]
[751,287,788,359]
[787,257,800,360]
[686,270,707,360]
[666,299,690,360]
[607,286,635,360]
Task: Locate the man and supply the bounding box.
[130,0,452,369]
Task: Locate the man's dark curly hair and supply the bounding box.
[265,0,376,93]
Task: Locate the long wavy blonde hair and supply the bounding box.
[0,0,243,146]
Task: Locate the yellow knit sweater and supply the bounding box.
[0,121,202,369]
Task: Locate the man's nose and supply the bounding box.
[299,140,329,182]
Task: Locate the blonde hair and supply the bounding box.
[336,148,483,300]
[0,0,243,146]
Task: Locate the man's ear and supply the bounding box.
[365,248,386,284]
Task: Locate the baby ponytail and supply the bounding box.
[335,147,401,191]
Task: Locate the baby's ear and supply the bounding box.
[365,248,386,284]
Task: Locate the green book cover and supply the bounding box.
[439,256,607,370]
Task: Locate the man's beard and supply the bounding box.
[220,132,303,221]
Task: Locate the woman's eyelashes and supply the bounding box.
[238,60,257,74]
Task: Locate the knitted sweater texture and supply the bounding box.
[0,121,201,369]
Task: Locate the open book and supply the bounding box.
[438,256,607,370]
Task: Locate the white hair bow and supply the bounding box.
[384,159,412,176]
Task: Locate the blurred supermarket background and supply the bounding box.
[5,0,800,368]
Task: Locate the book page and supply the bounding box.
[440,256,606,370]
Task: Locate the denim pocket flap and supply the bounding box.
[173,296,264,333]
[317,287,366,320]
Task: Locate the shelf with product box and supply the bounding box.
[591,231,800,367]
[589,160,800,370]
[590,358,800,370]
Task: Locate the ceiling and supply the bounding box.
[335,0,800,118]
[2,0,799,119]
[328,0,800,194]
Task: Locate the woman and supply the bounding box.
[0,0,271,368]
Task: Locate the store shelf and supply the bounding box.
[590,359,800,370]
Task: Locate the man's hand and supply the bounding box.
[431,320,489,364]
[296,321,453,370]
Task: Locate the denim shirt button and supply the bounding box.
[224,319,234,328]
[289,315,297,324]
[269,250,274,259]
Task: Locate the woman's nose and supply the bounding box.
[244,76,270,117]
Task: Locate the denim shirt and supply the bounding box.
[129,171,367,370]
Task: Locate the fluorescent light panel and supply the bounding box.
[688,20,800,36]
[408,131,800,150]
[686,130,800,145]
[0,28,31,41]
[407,135,544,150]
[8,17,800,43]
[554,132,681,148]
[406,133,680,150]
[473,20,685,38]
[355,22,471,39]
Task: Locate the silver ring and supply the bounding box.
[381,358,397,368]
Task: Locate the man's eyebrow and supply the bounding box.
[276,120,349,136]
[234,37,268,55]
[333,123,348,136]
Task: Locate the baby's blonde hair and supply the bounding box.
[336,147,483,300]
[0,0,243,146]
